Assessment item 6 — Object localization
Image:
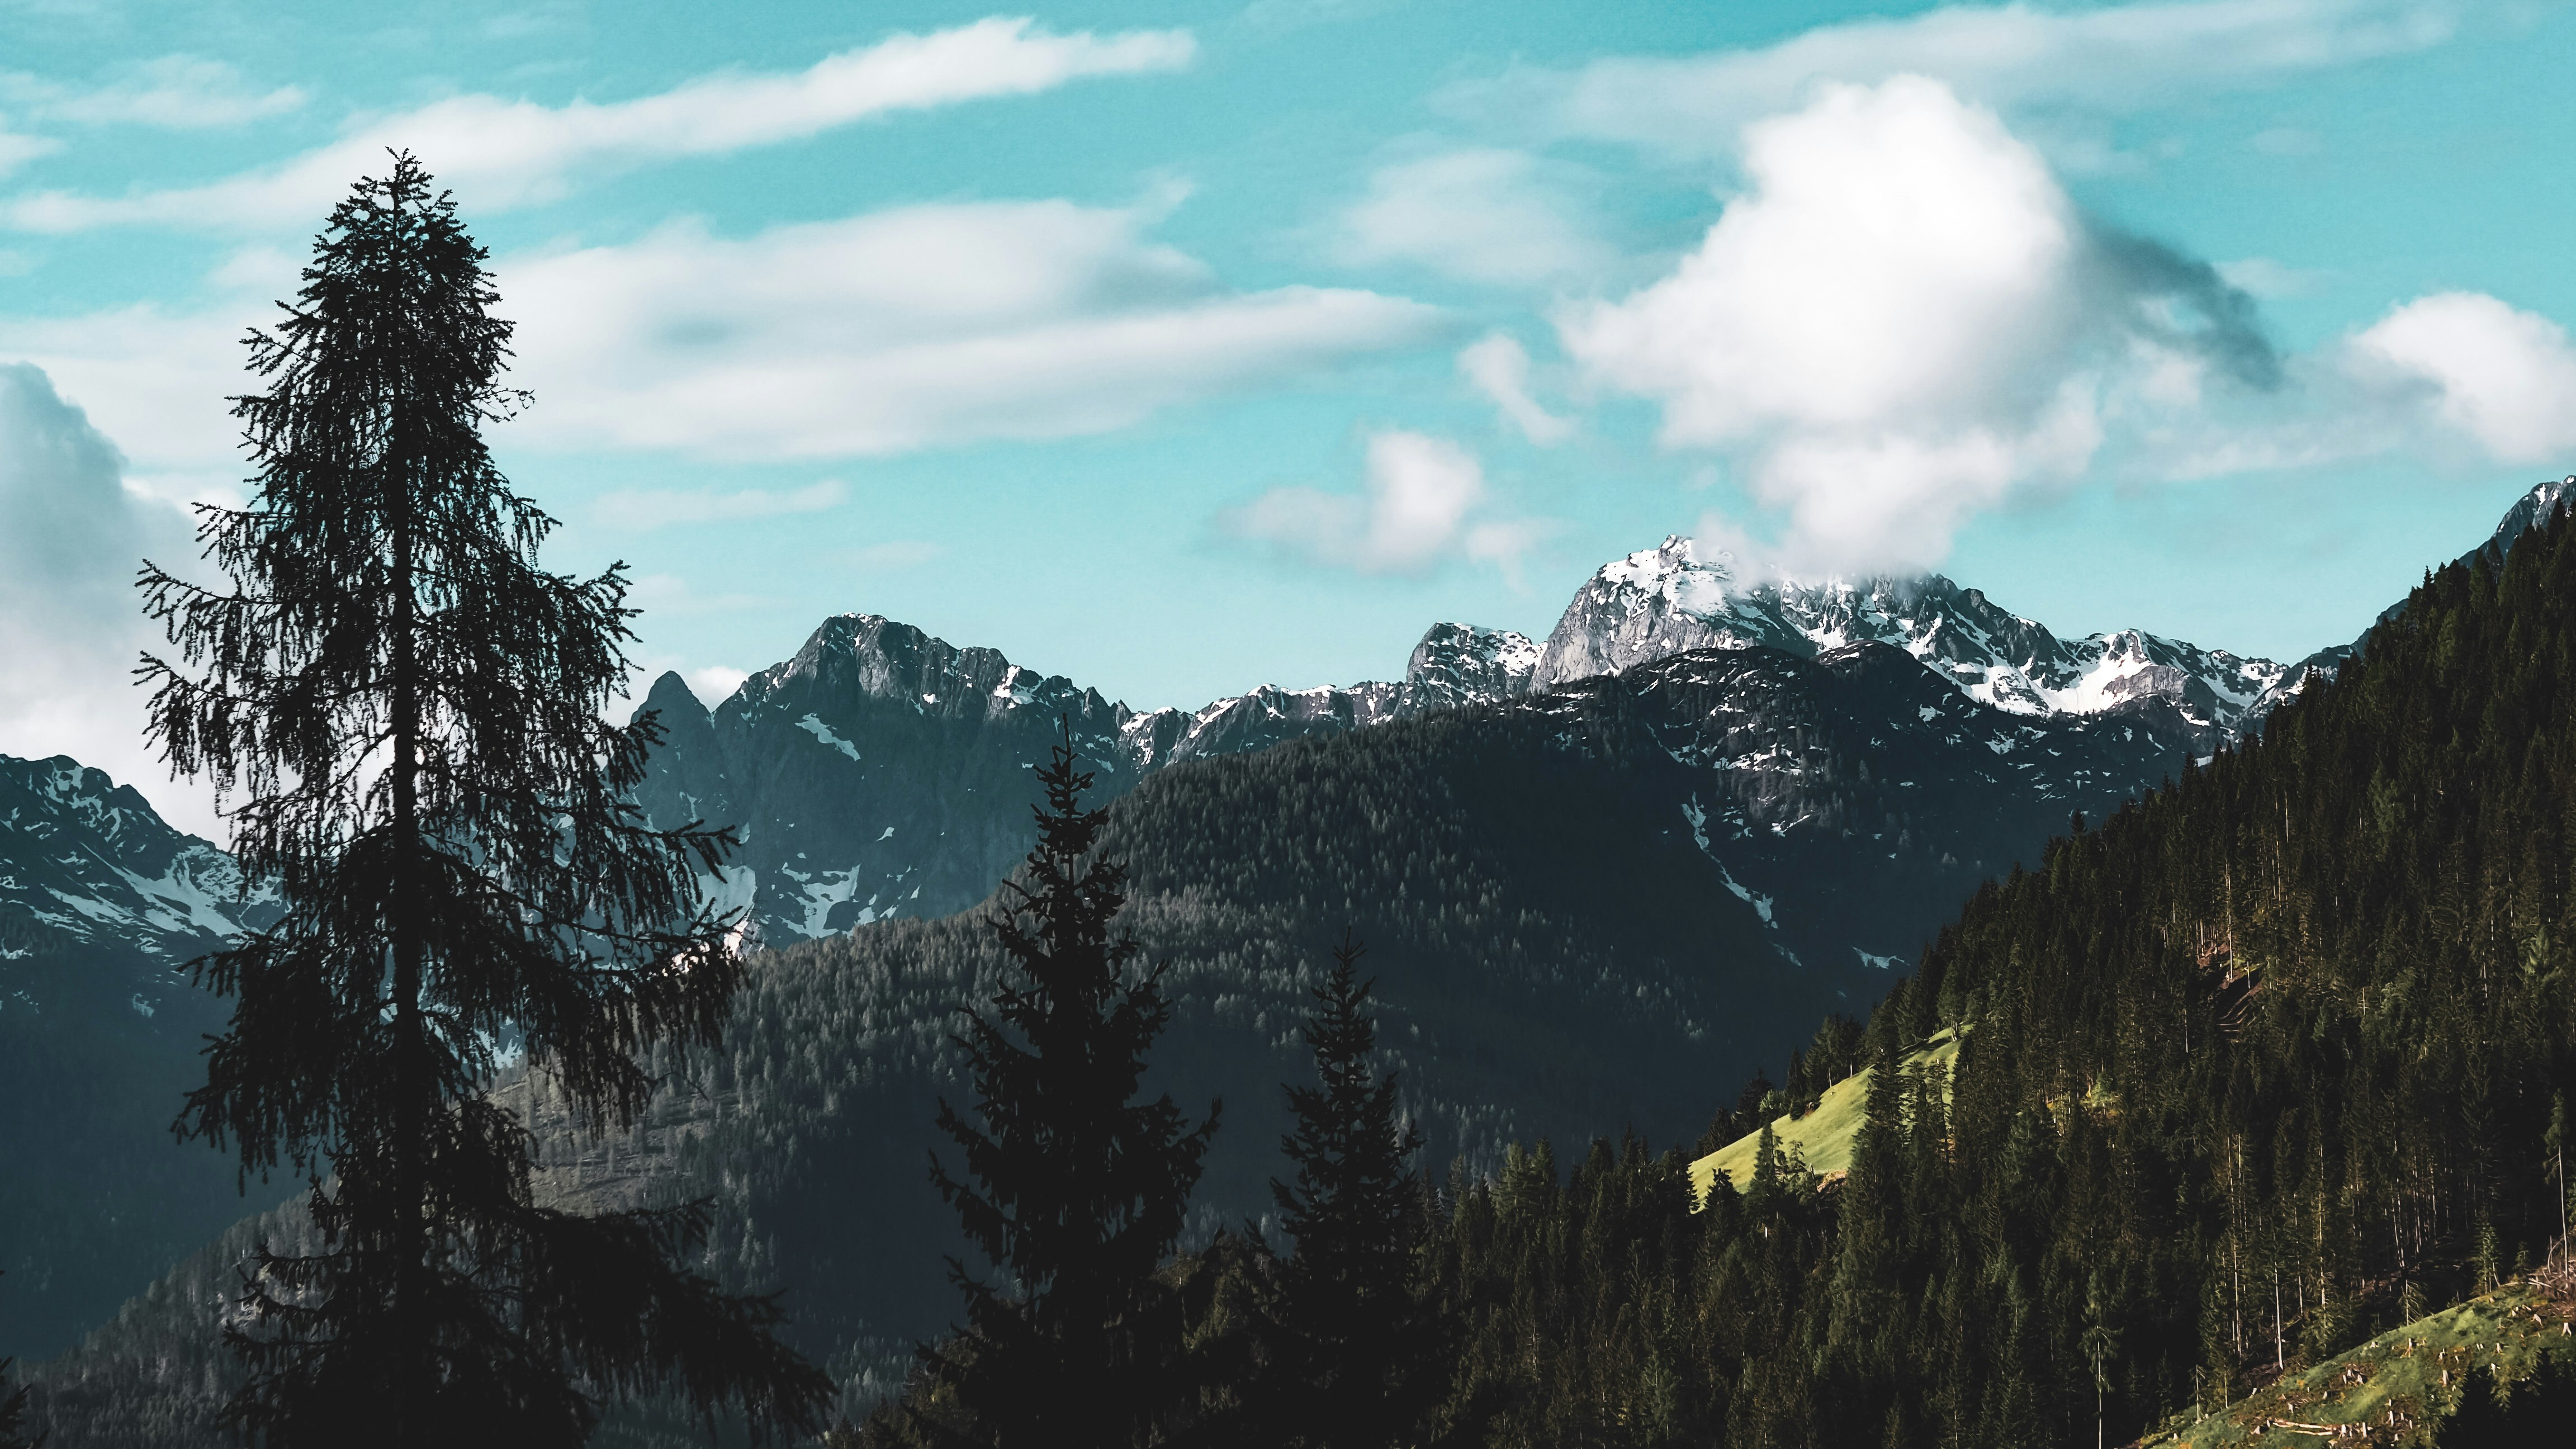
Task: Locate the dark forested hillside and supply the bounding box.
[1406,505,2576,1448]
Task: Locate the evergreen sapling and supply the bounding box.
[914,727,1220,1448]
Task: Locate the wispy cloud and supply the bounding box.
[1333,148,1614,287]
[1452,0,2455,159]
[1457,331,1571,444]
[0,125,58,179]
[0,195,1443,470]
[1,55,306,129]
[3,17,1197,232]
[1223,429,1554,580]
[496,199,1444,460]
[846,539,945,571]
[591,479,847,531]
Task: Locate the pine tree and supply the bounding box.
[1266,934,1436,1449]
[138,153,828,1445]
[917,727,1220,1447]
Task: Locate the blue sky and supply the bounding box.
[4,0,2576,834]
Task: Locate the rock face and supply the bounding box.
[1531,537,2285,752]
[1403,622,1541,712]
[631,615,1549,948]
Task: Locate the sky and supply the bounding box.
[5,0,2576,838]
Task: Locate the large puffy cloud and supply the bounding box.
[0,363,216,837]
[1223,429,1554,580]
[2348,293,2576,465]
[3,18,1195,232]
[1469,0,2454,162]
[1560,75,2272,575]
[495,200,1443,459]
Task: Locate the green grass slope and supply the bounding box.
[2142,1262,2576,1447]
[1688,1026,1967,1198]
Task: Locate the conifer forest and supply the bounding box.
[10,25,2576,1449]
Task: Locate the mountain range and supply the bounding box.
[8,479,2568,1417]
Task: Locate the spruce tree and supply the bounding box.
[1266,935,1435,1449]
[139,153,828,1445]
[918,728,1220,1447]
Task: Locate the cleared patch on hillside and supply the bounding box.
[2142,1266,2576,1446]
[1689,1025,1966,1199]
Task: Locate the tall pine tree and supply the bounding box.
[139,153,828,1445]
[1265,935,1438,1449]
[916,727,1220,1447]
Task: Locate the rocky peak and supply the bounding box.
[1403,622,1541,712]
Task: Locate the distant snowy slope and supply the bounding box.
[1532,537,2284,751]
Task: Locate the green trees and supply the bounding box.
[912,731,1220,1447]
[1264,936,1436,1449]
[139,153,827,1444]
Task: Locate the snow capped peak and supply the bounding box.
[1536,534,2287,746]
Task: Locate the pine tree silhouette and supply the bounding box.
[918,724,1220,1447]
[1266,934,1438,1449]
[138,152,828,1445]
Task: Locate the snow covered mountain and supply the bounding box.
[0,754,271,977]
[1529,538,2285,752]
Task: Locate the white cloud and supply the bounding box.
[685,666,750,704]
[2,55,307,129]
[2350,292,2576,465]
[0,196,1442,470]
[1333,148,1613,287]
[0,124,59,178]
[496,200,1443,459]
[590,478,846,531]
[0,302,250,500]
[1474,0,2453,160]
[1559,75,2273,575]
[0,362,217,837]
[3,17,1197,232]
[1457,330,1571,444]
[1224,429,1548,577]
